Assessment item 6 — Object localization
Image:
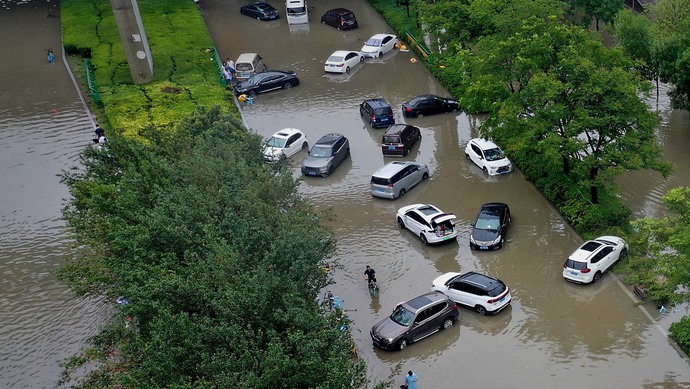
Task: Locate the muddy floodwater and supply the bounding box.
[202,0,690,386]
[0,0,689,387]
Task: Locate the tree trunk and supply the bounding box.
[590,167,599,204]
[563,155,570,175]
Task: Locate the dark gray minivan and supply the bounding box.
[370,291,459,351]
[301,133,350,177]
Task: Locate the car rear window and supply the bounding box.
[327,55,344,62]
[383,135,400,144]
[565,259,587,270]
[486,281,507,297]
[342,13,355,20]
[371,176,391,185]
[374,108,392,115]
[236,63,253,71]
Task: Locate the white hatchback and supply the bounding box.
[360,33,398,58]
[431,272,511,315]
[263,128,308,162]
[396,204,457,245]
[324,50,364,74]
[464,138,512,176]
[563,236,628,284]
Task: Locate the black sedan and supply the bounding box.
[240,2,279,21]
[234,70,299,96]
[470,202,511,250]
[401,94,460,118]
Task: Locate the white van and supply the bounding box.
[235,53,267,81]
[286,0,308,25]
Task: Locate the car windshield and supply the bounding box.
[390,305,415,326]
[475,215,499,231]
[365,38,382,47]
[327,55,344,63]
[484,147,506,161]
[266,136,287,148]
[310,145,332,158]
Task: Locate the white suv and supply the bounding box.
[465,138,512,175]
[431,271,511,315]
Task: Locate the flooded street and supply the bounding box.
[0,2,106,388]
[0,0,688,387]
[202,0,690,386]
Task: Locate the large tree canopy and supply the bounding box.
[60,107,366,388]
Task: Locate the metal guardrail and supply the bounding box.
[403,29,433,62]
[213,47,228,88]
[84,59,100,103]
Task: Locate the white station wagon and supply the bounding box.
[263,128,308,162]
[396,204,457,245]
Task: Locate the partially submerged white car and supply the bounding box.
[263,128,308,162]
[324,50,364,74]
[562,236,628,284]
[396,204,457,245]
[360,33,398,58]
[465,138,512,176]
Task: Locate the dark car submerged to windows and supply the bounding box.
[234,70,299,96]
[402,94,459,118]
[240,2,279,20]
[370,291,459,351]
[321,8,358,30]
[470,202,511,250]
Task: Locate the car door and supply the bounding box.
[261,74,283,93]
[430,97,444,114]
[403,210,424,235]
[249,5,260,17]
[417,99,432,116]
[470,143,483,168]
[500,207,509,237]
[283,134,300,157]
[344,52,357,68]
[410,308,430,342]
[334,138,346,166]
[590,246,613,273]
[381,36,393,54]
[596,246,616,272]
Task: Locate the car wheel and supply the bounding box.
[336,24,341,30]
[475,305,487,315]
[378,51,383,58]
[619,248,628,261]
[360,56,364,63]
[420,233,428,245]
[465,153,470,160]
[248,90,257,97]
[328,165,335,175]
[397,217,405,228]
[397,339,407,351]
[257,16,261,21]
[442,318,454,330]
[422,173,429,180]
[483,167,488,175]
[593,271,602,283]
[301,141,308,150]
[398,188,406,198]
[284,82,292,90]
[345,66,350,74]
[346,148,351,157]
[402,147,409,157]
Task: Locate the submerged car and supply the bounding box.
[381,124,421,157]
[324,50,363,74]
[402,94,460,118]
[360,33,398,58]
[263,128,308,162]
[396,204,457,245]
[431,271,511,315]
[321,8,358,30]
[234,70,299,96]
[469,202,511,250]
[370,291,459,351]
[563,236,628,284]
[370,161,429,200]
[240,2,279,20]
[301,133,350,177]
[465,138,513,176]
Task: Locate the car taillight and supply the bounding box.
[337,63,344,67]
[387,184,394,187]
[581,268,591,273]
[453,304,458,310]
[487,289,509,304]
[405,107,412,112]
[372,115,377,120]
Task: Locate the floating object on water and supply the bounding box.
[439,65,446,69]
[410,58,418,63]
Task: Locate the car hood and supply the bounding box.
[485,157,511,168]
[302,156,330,168]
[235,81,254,91]
[371,317,407,340]
[360,45,380,54]
[263,146,284,159]
[472,227,499,242]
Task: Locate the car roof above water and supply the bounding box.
[403,291,449,312]
[372,161,420,179]
[315,133,344,145]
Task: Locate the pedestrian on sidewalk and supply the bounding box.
[404,370,418,389]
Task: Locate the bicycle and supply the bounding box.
[368,279,378,298]
[323,290,343,312]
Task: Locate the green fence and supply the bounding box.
[85,59,100,103]
[213,47,228,88]
[403,29,433,63]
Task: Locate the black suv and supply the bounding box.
[370,291,459,351]
[381,124,421,157]
[470,202,511,250]
[321,8,358,30]
[301,133,350,177]
[360,98,395,128]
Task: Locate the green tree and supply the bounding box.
[59,107,369,388]
[567,0,624,31]
[623,187,690,305]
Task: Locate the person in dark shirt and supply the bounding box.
[364,265,377,285]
